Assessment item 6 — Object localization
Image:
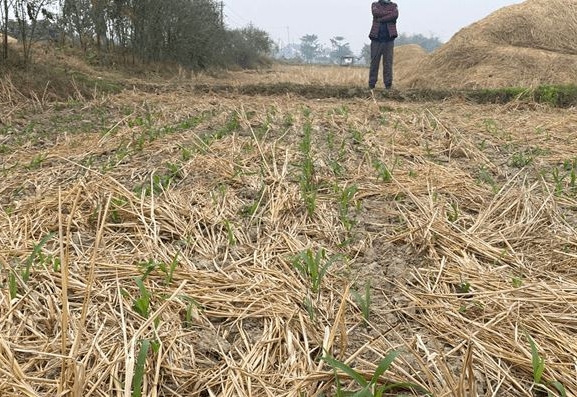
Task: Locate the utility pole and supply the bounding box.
[220,1,224,27]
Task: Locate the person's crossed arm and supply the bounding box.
[372,2,398,23]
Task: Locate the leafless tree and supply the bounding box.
[13,0,55,64]
[1,0,14,61]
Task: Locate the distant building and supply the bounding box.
[340,56,355,66]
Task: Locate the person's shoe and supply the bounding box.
[368,84,375,89]
[385,85,392,90]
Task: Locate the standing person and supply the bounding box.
[368,0,398,90]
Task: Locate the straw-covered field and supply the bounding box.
[1,61,577,397]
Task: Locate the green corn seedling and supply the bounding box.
[292,248,334,293]
[323,351,430,397]
[133,277,151,318]
[352,281,371,325]
[132,339,150,397]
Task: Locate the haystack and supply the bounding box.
[403,0,577,89]
[0,34,17,44]
[393,44,427,85]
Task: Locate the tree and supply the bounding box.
[177,0,227,69]
[299,34,320,63]
[1,0,272,70]
[361,43,370,65]
[226,24,273,69]
[60,0,92,50]
[329,36,352,63]
[106,0,131,54]
[13,0,55,65]
[1,0,13,61]
[90,0,109,55]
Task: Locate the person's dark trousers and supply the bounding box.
[369,40,395,89]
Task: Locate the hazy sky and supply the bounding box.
[224,0,524,53]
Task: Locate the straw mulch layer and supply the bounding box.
[401,0,577,89]
[1,78,577,396]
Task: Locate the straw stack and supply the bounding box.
[401,0,577,88]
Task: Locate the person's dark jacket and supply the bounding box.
[369,1,398,42]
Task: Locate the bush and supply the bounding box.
[224,25,274,69]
